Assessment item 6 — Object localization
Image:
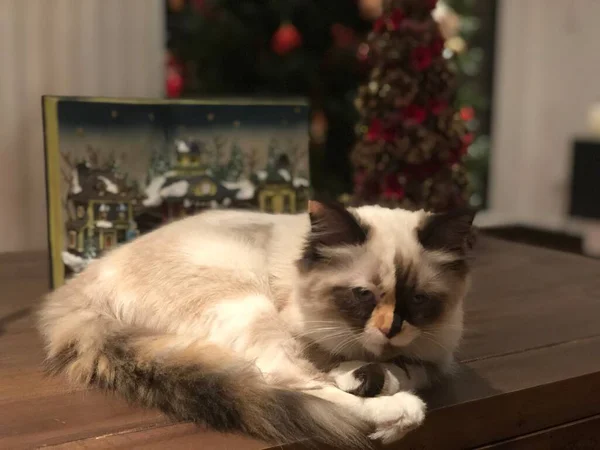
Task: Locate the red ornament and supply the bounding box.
[382,174,405,200]
[166,67,183,98]
[429,99,448,115]
[431,37,445,57]
[402,104,427,124]
[366,119,395,142]
[426,0,439,11]
[331,23,355,48]
[460,106,475,121]
[367,118,383,141]
[462,132,475,146]
[191,0,205,11]
[374,17,386,33]
[357,43,371,63]
[388,8,405,31]
[411,46,433,71]
[272,23,302,56]
[168,0,185,12]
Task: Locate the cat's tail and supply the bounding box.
[38,308,371,449]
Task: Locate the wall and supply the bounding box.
[485,0,600,232]
[0,0,164,252]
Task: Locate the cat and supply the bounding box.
[38,200,475,449]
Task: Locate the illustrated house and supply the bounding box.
[159,173,242,218]
[65,163,141,255]
[144,139,252,219]
[143,140,310,218]
[251,155,309,214]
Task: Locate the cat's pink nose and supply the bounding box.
[377,325,391,337]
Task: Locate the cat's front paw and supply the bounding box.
[364,391,426,444]
[330,361,386,397]
[330,360,413,397]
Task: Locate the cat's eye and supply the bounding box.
[412,294,429,305]
[352,288,376,303]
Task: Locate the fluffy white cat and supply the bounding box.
[38,201,475,449]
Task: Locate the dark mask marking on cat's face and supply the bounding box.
[393,264,444,328]
[330,286,377,328]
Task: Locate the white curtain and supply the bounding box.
[0,0,164,252]
[486,0,600,233]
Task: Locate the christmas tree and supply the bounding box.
[351,0,470,212]
[83,236,98,260]
[166,0,372,196]
[147,144,171,182]
[226,141,245,181]
[438,0,497,209]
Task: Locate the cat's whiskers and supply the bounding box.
[422,323,466,332]
[295,330,354,353]
[419,331,452,353]
[328,332,364,357]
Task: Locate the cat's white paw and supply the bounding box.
[364,391,426,444]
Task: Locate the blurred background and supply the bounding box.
[1,0,599,256]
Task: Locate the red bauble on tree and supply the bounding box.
[426,0,439,11]
[166,52,184,98]
[382,173,405,200]
[271,23,303,56]
[166,67,184,98]
[331,23,356,48]
[411,46,433,71]
[460,106,475,121]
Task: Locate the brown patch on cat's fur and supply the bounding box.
[349,363,385,398]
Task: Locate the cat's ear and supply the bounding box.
[417,208,476,254]
[307,200,370,248]
[299,200,370,271]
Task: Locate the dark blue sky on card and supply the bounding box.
[57,99,309,132]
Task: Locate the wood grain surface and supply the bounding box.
[0,237,599,449]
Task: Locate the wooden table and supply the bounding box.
[1,237,600,449]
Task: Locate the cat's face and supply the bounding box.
[295,201,475,360]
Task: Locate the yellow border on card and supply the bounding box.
[42,95,310,107]
[43,96,65,288]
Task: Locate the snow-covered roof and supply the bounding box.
[222,179,256,200]
[175,140,189,153]
[62,251,88,272]
[278,169,291,182]
[95,220,113,228]
[71,169,82,194]
[293,177,310,188]
[160,180,189,198]
[98,176,119,194]
[143,175,167,207]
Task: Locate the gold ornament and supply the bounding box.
[432,3,461,39]
[445,36,466,54]
[168,0,185,12]
[359,0,383,20]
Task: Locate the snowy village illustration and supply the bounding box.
[43,96,310,287]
